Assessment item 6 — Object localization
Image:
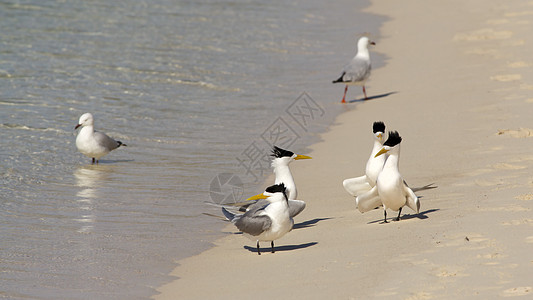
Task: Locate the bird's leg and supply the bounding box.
[383,209,389,223]
[256,241,261,255]
[271,241,275,254]
[92,158,95,164]
[395,207,403,221]
[341,85,348,103]
[363,85,368,100]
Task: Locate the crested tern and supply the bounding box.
[222,183,294,255]
[75,113,126,164]
[240,146,311,218]
[343,121,386,199]
[357,131,420,222]
[333,36,375,103]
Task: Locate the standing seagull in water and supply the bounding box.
[356,131,420,223]
[75,113,126,164]
[333,36,375,103]
[343,121,386,198]
[222,183,294,255]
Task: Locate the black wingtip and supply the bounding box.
[117,141,127,147]
[332,72,346,84]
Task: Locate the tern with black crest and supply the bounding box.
[356,131,420,222]
[222,183,293,255]
[343,121,387,199]
[238,146,311,218]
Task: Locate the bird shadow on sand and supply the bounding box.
[293,217,333,229]
[347,91,398,103]
[367,208,440,224]
[244,242,318,254]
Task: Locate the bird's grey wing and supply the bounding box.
[244,199,270,214]
[288,200,306,218]
[234,214,272,236]
[93,131,120,151]
[221,207,239,222]
[342,58,371,82]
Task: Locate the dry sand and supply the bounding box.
[154,0,533,298]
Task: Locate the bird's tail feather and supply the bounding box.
[221,207,237,221]
[332,72,345,83]
[202,212,228,221]
[411,183,437,193]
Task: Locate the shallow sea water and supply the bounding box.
[0,0,385,298]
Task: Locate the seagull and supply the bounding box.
[237,146,311,218]
[343,121,386,199]
[356,131,420,223]
[222,183,294,255]
[75,113,126,164]
[332,36,375,103]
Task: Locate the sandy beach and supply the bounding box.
[154,0,533,298]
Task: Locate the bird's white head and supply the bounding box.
[271,146,311,167]
[373,121,386,143]
[247,183,288,203]
[375,131,402,157]
[75,113,94,130]
[357,36,376,54]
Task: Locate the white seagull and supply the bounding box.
[333,36,375,103]
[239,146,311,218]
[75,113,126,164]
[222,183,294,255]
[356,131,420,223]
[343,121,386,199]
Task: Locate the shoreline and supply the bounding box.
[154,0,533,298]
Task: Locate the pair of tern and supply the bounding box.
[344,122,420,223]
[223,146,311,254]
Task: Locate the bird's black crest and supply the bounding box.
[265,183,286,194]
[383,131,402,147]
[373,121,385,133]
[271,146,294,158]
[265,183,288,201]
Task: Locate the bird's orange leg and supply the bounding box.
[341,85,348,103]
